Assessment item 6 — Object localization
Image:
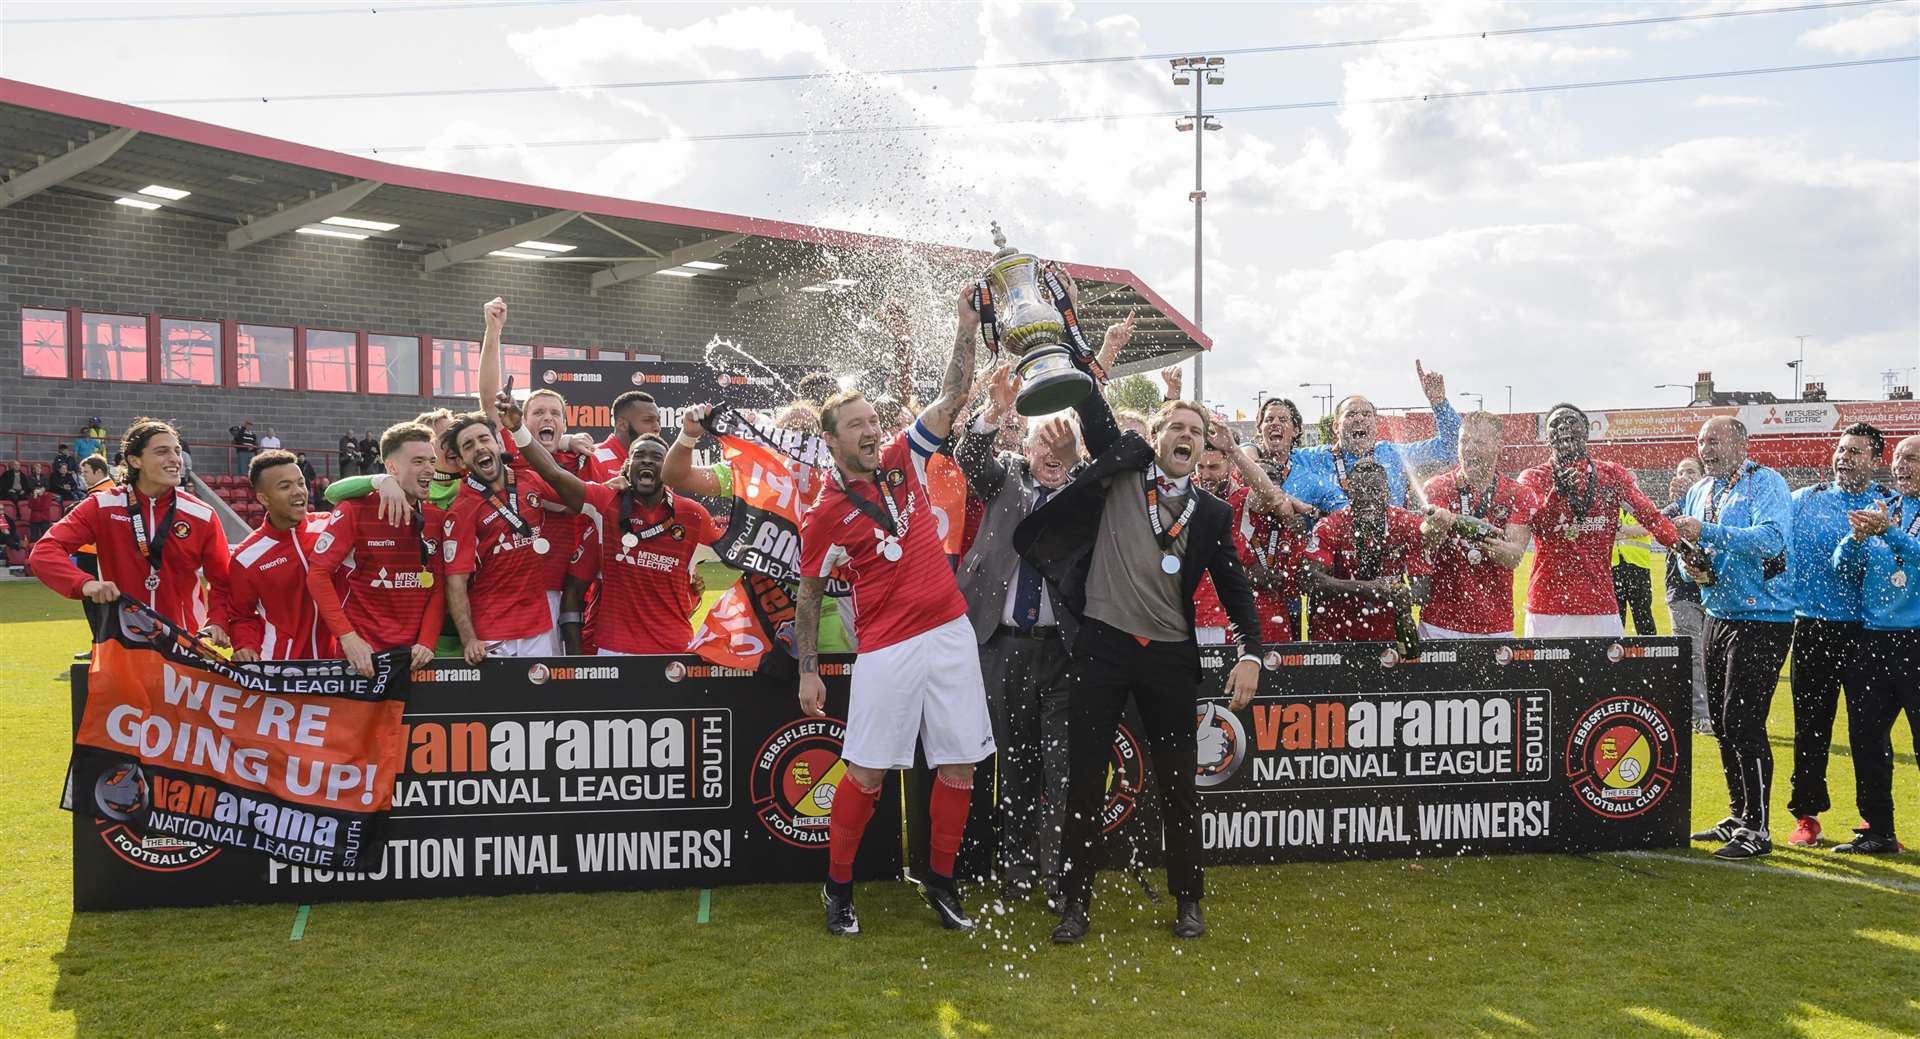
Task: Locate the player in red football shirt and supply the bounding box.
[442,404,583,662]
[32,418,232,643]
[1418,412,1538,639]
[796,287,990,936]
[587,390,663,481]
[1519,403,1679,637]
[509,408,718,655]
[228,450,334,661]
[308,421,446,677]
[1304,459,1432,641]
[1203,417,1309,643]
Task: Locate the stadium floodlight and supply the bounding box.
[515,241,576,253]
[299,226,370,240]
[115,197,161,210]
[137,184,191,200]
[1203,117,1223,131]
[322,216,401,232]
[656,268,700,277]
[1176,117,1195,132]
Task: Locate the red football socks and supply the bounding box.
[928,772,974,883]
[827,773,882,885]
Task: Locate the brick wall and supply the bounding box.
[0,189,814,471]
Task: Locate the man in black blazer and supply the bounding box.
[1014,382,1262,943]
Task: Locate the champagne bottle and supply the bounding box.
[1424,505,1499,543]
[1674,540,1716,588]
[1393,595,1422,661]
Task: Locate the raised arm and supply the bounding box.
[478,297,506,426]
[1402,360,1462,469]
[665,404,724,497]
[495,389,585,512]
[913,285,982,443]
[957,364,1017,499]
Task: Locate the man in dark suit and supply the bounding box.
[1015,380,1263,944]
[956,365,1081,901]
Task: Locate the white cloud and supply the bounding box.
[1690,94,1781,108]
[1798,7,1920,55]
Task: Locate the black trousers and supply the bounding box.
[1060,617,1204,907]
[1704,616,1795,833]
[1613,563,1656,635]
[1786,617,1859,818]
[978,627,1072,890]
[1845,627,1920,836]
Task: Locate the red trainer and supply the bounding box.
[1788,816,1822,847]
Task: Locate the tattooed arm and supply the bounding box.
[912,285,982,442]
[795,575,827,716]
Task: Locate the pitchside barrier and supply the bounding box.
[71,638,1689,911]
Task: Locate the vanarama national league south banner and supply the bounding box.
[66,599,410,872]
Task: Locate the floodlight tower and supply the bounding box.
[1170,56,1224,402]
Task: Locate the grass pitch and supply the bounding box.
[2,578,1916,1038]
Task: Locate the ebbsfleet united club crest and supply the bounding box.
[92,763,219,871]
[752,717,850,847]
[1565,695,1677,819]
[1102,722,1146,833]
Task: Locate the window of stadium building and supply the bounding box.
[543,346,588,359]
[305,329,356,393]
[431,338,479,397]
[368,334,420,396]
[236,324,295,389]
[504,343,533,387]
[20,308,67,378]
[159,318,221,386]
[80,313,147,382]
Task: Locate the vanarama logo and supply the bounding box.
[1495,646,1571,664]
[1606,643,1680,662]
[752,717,848,847]
[1566,696,1677,819]
[1263,650,1342,668]
[664,661,765,682]
[545,370,602,383]
[530,664,619,683]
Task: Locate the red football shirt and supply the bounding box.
[1420,469,1538,635]
[444,469,561,641]
[576,483,719,654]
[228,513,334,660]
[504,438,604,594]
[799,424,968,653]
[1304,506,1432,642]
[30,485,230,632]
[1518,459,1677,617]
[1230,485,1304,643]
[307,496,446,650]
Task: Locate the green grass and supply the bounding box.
[2,579,1917,1038]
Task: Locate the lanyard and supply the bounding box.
[407,509,434,573]
[465,469,537,539]
[1144,465,1198,553]
[127,487,178,591]
[1455,468,1497,520]
[1332,450,1354,491]
[1705,462,1757,524]
[832,467,907,538]
[1243,499,1287,571]
[619,489,680,544]
[1554,459,1597,522]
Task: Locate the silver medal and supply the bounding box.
[621,532,639,549]
[144,572,161,591]
[1894,570,1909,589]
[880,540,903,562]
[532,537,551,556]
[1467,547,1485,566]
[1160,553,1181,575]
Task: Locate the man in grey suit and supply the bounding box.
[955,365,1081,900]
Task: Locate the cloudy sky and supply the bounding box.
[3,0,1916,417]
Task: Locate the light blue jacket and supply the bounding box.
[1680,461,1794,622]
[1831,492,1920,631]
[1296,400,1461,512]
[1788,482,1890,622]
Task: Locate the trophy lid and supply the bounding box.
[988,220,1019,261]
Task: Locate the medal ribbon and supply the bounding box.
[1144,465,1198,556]
[619,488,678,542]
[126,486,179,590]
[1553,459,1597,526]
[832,467,908,539]
[1704,461,1758,525]
[1455,468,1497,521]
[408,509,433,573]
[465,468,538,540]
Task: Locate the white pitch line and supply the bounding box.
[1610,850,1920,895]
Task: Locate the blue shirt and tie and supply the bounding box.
[1007,485,1057,630]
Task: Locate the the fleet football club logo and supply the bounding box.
[92,764,219,871]
[752,717,850,847]
[1565,696,1678,819]
[170,520,192,539]
[1194,703,1248,788]
[1102,723,1146,833]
